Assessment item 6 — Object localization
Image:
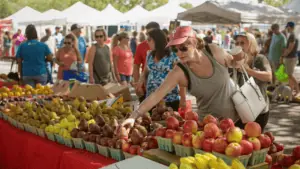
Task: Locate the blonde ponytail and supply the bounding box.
[111,34,120,48]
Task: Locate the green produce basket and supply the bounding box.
[0,111,3,118]
[28,125,37,135]
[2,113,8,121]
[24,124,31,132]
[109,148,124,161]
[84,141,97,153]
[64,138,73,148]
[72,138,85,149]
[97,144,110,157]
[46,132,56,142]
[37,128,46,138]
[249,148,269,166]
[123,152,136,159]
[194,148,210,155]
[17,122,25,130]
[212,151,251,167]
[174,144,194,157]
[156,137,174,152]
[9,118,17,127]
[54,134,65,144]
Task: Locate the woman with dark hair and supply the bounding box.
[55,33,82,80]
[136,29,186,110]
[2,31,12,57]
[16,24,53,87]
[88,29,113,85]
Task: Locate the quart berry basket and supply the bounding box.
[173,144,194,157]
[72,138,85,149]
[194,148,210,155]
[213,151,251,167]
[108,148,124,161]
[46,132,56,142]
[54,134,65,144]
[97,144,110,157]
[123,152,136,159]
[83,141,97,153]
[249,148,269,166]
[64,138,74,148]
[37,128,46,138]
[156,136,174,152]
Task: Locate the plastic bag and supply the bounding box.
[275,64,288,82]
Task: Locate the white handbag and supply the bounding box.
[231,66,267,123]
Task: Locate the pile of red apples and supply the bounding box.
[155,112,273,158]
[271,146,300,169]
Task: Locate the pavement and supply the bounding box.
[2,60,300,153]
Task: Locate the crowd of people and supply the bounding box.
[0,21,299,131]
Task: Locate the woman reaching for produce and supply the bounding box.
[122,26,245,127]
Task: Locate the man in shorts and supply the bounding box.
[282,22,299,97]
[268,24,286,84]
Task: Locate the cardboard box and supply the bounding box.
[68,82,111,100]
[51,80,70,95]
[104,83,132,102]
[101,156,168,169]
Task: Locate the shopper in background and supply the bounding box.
[56,33,82,80]
[16,24,53,87]
[54,26,63,49]
[13,29,26,53]
[40,28,56,84]
[282,22,299,97]
[234,32,272,130]
[204,30,213,45]
[138,26,146,43]
[2,31,12,57]
[130,31,138,56]
[133,22,160,102]
[111,32,133,85]
[88,29,113,85]
[268,24,286,84]
[262,29,273,55]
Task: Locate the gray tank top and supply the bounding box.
[178,46,238,121]
[93,44,111,79]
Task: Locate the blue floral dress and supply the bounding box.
[146,52,180,103]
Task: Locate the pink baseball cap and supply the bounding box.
[166,26,196,47]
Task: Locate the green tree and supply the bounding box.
[260,0,290,7]
[180,2,193,9]
[0,0,12,18]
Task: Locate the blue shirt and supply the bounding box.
[16,40,52,76]
[59,36,87,61]
[146,52,180,103]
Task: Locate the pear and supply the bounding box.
[78,119,88,132]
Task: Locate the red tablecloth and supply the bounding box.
[0,119,116,169]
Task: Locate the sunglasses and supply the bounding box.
[95,35,104,39]
[235,41,245,46]
[64,42,72,45]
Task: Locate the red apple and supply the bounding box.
[274,142,284,152]
[240,140,254,155]
[129,145,140,155]
[192,131,205,149]
[122,141,131,152]
[258,134,272,149]
[226,127,243,143]
[264,132,275,143]
[183,120,198,134]
[293,146,300,160]
[155,127,166,137]
[148,138,158,149]
[173,131,183,145]
[197,121,205,130]
[141,142,149,150]
[279,154,295,167]
[212,137,228,154]
[165,129,176,139]
[219,118,235,133]
[241,129,248,140]
[203,115,218,125]
[137,146,143,156]
[248,137,261,151]
[185,111,199,121]
[166,117,179,130]
[204,123,221,139]
[202,138,215,152]
[268,143,277,154]
[245,122,262,137]
[182,133,193,147]
[225,142,242,157]
[265,154,272,165]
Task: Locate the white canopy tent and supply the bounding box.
[283,0,300,13]
[5,6,41,25]
[136,0,187,26]
[19,9,67,25]
[177,1,299,24]
[89,4,124,26]
[123,5,150,24]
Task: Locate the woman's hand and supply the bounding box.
[116,74,121,82]
[179,99,187,110]
[89,77,94,84]
[134,82,145,96]
[120,110,141,128]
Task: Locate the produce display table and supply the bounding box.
[0,119,116,169]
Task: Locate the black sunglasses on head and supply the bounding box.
[95,35,104,38]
